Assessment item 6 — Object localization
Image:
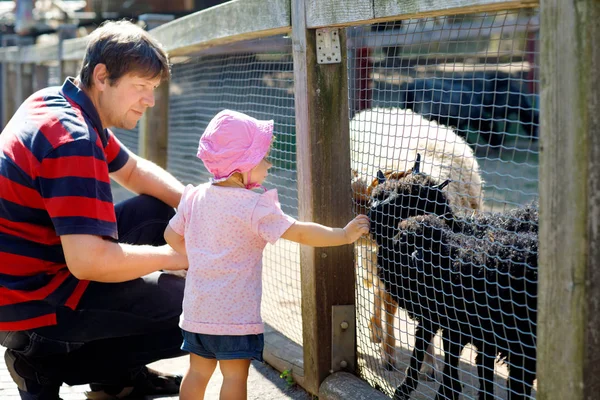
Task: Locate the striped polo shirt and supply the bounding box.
[0,78,129,331]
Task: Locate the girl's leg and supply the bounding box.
[219,359,251,400]
[180,353,217,400]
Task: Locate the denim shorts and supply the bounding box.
[181,330,264,362]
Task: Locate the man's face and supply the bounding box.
[100,73,161,129]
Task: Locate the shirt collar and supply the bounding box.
[60,77,109,146]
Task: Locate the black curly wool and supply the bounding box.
[369,183,538,399]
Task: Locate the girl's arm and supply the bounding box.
[281,215,370,247]
[164,225,187,256]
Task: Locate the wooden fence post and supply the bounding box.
[292,0,355,395]
[138,14,174,167]
[138,81,169,167]
[0,61,8,128]
[538,0,600,398]
[19,63,34,102]
[2,62,18,127]
[58,24,78,82]
[33,64,50,92]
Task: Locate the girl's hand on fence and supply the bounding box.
[343,215,371,243]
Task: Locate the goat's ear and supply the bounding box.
[412,153,421,174]
[434,179,451,190]
[376,170,386,184]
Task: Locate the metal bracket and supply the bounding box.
[316,28,341,64]
[331,305,355,372]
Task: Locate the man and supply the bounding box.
[0,20,189,400]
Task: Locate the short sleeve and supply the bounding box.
[251,189,296,244]
[105,129,130,172]
[38,140,117,239]
[169,184,194,236]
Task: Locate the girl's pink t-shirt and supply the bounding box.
[169,183,296,335]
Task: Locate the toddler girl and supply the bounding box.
[164,109,370,400]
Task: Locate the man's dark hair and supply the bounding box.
[79,20,171,88]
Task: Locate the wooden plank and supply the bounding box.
[374,0,539,21]
[150,0,291,57]
[307,0,538,28]
[347,14,538,49]
[537,0,600,399]
[138,81,169,168]
[307,0,374,28]
[292,0,355,395]
[35,43,60,64]
[319,372,389,400]
[18,45,44,64]
[263,325,306,389]
[0,47,20,63]
[0,43,59,64]
[62,37,90,61]
[170,36,291,62]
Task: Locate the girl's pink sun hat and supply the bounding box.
[197,109,274,181]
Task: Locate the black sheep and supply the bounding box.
[398,211,537,399]
[368,166,458,398]
[369,185,538,399]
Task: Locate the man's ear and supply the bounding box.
[92,64,109,91]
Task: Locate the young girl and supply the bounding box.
[164,109,370,400]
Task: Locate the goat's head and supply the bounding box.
[351,169,412,216]
[367,154,453,245]
[393,214,450,276]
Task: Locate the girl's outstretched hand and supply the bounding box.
[343,215,371,243]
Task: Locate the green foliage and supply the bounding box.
[279,369,296,388]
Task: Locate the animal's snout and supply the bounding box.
[367,204,381,235]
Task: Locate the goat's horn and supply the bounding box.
[376,170,386,184]
[435,179,451,190]
[413,153,421,174]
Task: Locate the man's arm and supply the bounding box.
[61,234,188,282]
[111,153,184,208]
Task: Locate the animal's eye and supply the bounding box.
[373,189,389,201]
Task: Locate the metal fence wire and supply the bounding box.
[348,9,539,399]
[166,39,304,345]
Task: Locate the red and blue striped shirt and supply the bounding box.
[0,78,129,331]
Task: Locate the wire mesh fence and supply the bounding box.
[348,8,539,399]
[166,40,304,345]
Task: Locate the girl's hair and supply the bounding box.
[223,138,276,185]
[79,20,171,88]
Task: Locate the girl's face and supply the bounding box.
[249,157,273,185]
